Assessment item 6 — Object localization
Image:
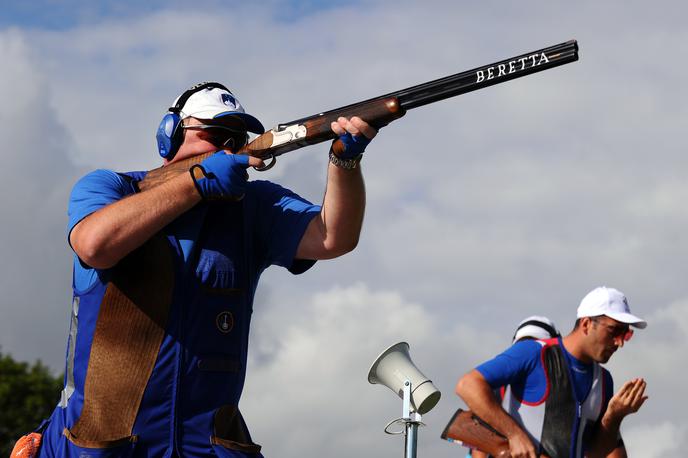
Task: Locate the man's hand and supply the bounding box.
[190,152,264,200]
[330,116,377,159]
[506,429,538,458]
[456,370,539,458]
[590,379,646,458]
[606,378,648,421]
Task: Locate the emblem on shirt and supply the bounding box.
[216,311,234,334]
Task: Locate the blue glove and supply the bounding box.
[335,132,372,159]
[190,152,250,200]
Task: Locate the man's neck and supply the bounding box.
[561,333,593,364]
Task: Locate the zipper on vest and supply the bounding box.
[173,294,186,456]
[169,240,185,457]
[571,402,582,458]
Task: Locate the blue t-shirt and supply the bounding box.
[476,338,613,404]
[67,169,321,290]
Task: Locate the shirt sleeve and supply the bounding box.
[476,340,543,389]
[248,180,321,274]
[67,169,131,244]
[67,170,132,291]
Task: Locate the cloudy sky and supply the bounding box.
[1,0,686,456]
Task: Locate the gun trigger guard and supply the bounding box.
[253,155,276,172]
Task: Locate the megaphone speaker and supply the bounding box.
[367,342,441,414]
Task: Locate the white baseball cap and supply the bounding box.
[513,315,559,342]
[577,286,647,329]
[176,86,265,134]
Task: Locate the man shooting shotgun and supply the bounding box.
[23,79,375,458]
[15,41,577,458]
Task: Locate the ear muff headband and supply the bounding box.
[512,320,559,342]
[156,82,233,159]
[169,81,231,115]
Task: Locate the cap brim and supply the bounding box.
[606,312,647,329]
[214,111,265,134]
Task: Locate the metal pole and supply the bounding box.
[401,380,421,458]
[405,421,418,458]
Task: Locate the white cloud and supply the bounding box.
[0,29,81,368]
[243,282,495,458]
[623,421,688,458]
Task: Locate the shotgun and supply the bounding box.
[441,408,551,458]
[140,40,578,192]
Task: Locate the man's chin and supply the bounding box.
[597,350,616,363]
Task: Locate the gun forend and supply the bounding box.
[239,96,405,163]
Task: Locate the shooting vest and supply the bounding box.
[501,339,607,458]
[44,172,265,458]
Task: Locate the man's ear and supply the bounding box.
[580,317,594,335]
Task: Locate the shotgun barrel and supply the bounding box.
[139,40,578,191]
[286,40,578,123]
[262,40,578,160]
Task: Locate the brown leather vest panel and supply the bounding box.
[67,234,174,446]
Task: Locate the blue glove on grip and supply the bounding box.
[336,132,372,159]
[190,152,250,200]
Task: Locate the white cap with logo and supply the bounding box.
[577,286,647,329]
[176,86,265,134]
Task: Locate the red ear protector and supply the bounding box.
[156,82,241,159]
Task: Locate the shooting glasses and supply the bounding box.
[183,124,248,150]
[591,317,634,342]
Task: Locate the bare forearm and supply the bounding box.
[296,163,365,260]
[456,370,530,443]
[590,378,647,458]
[320,163,365,251]
[295,115,373,260]
[70,171,202,269]
[589,415,622,458]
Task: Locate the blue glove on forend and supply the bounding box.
[190,152,251,200]
[336,132,372,159]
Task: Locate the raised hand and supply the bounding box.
[330,116,377,159]
[190,152,264,200]
[606,378,648,420]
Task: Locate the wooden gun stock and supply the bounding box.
[441,409,551,458]
[441,409,511,457]
[139,40,578,192]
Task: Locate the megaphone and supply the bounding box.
[367,342,441,414]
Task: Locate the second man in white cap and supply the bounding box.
[456,286,648,458]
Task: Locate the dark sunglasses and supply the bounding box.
[183,124,248,149]
[591,317,634,342]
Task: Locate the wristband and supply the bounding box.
[329,150,362,169]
